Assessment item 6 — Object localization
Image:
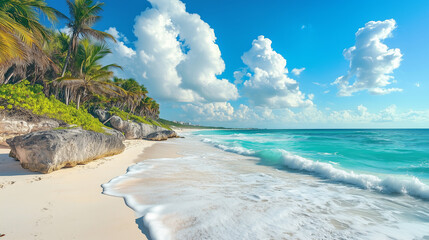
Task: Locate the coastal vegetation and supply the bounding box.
[0,0,164,131]
[0,80,106,132]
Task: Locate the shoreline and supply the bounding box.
[99,130,429,239]
[0,139,157,239]
[2,128,428,239]
[0,128,197,239]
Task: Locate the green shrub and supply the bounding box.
[0,81,106,133]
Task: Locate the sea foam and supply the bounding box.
[103,134,429,239]
[102,162,172,240]
[202,138,255,155]
[201,138,429,200]
[104,141,429,239]
[278,150,429,200]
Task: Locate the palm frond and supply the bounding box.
[80,27,116,42]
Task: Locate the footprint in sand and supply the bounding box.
[0,181,15,189]
[28,176,43,183]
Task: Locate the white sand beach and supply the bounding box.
[0,140,157,240]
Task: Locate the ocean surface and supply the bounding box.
[103,129,429,239]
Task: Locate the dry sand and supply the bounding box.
[0,140,156,240]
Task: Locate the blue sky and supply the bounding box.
[45,0,429,128]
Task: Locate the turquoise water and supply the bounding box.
[196,129,429,199]
[104,130,429,239]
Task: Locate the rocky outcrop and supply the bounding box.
[0,110,66,146]
[7,129,125,173]
[94,109,178,140]
[145,130,178,141]
[109,116,141,139]
[103,127,125,141]
[110,115,167,139]
[95,110,164,139]
[94,109,110,122]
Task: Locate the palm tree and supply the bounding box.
[0,10,34,63]
[149,99,160,119]
[56,38,122,109]
[0,0,62,63]
[44,32,70,70]
[61,0,116,77]
[112,77,149,113]
[137,96,159,119]
[0,0,64,83]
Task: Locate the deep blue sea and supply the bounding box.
[104,129,429,239]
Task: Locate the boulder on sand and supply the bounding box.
[103,127,125,141]
[145,130,178,141]
[7,128,125,173]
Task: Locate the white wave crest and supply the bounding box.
[201,138,255,155]
[279,150,429,200]
[202,138,214,143]
[201,138,429,200]
[216,144,255,156]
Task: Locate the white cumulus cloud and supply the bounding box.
[291,67,305,76]
[240,35,313,109]
[103,0,238,103]
[182,102,235,121]
[105,27,136,58]
[182,102,264,122]
[233,68,250,84]
[181,101,429,128]
[333,19,403,96]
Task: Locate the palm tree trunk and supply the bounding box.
[77,94,81,109]
[61,46,72,77]
[77,87,87,110]
[61,33,77,77]
[65,87,69,105]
